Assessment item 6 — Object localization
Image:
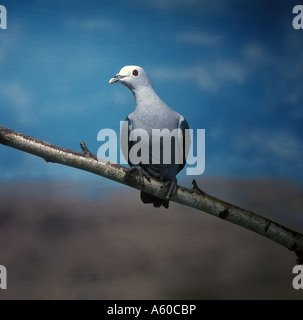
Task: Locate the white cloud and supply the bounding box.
[0,83,31,108]
[64,17,118,32]
[0,83,33,125]
[141,0,200,8]
[243,42,274,71]
[176,31,222,46]
[0,28,19,65]
[111,91,132,107]
[151,60,246,92]
[237,130,303,164]
[244,43,268,62]
[136,0,226,10]
[243,41,303,115]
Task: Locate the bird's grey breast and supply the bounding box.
[130,107,180,133]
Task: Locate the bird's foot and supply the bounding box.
[129,165,151,187]
[161,178,178,199]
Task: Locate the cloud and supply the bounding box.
[64,17,119,32]
[176,31,222,46]
[237,130,303,164]
[243,40,303,115]
[244,43,270,63]
[110,91,132,107]
[140,0,201,8]
[136,0,226,10]
[0,26,21,65]
[151,60,246,91]
[0,83,33,125]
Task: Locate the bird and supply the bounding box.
[109,65,190,208]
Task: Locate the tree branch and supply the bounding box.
[1,126,303,264]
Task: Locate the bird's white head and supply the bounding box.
[109,65,151,91]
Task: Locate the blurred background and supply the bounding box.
[0,0,303,299]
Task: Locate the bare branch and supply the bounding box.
[1,126,303,264]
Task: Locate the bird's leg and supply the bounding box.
[129,165,151,187]
[161,177,178,199]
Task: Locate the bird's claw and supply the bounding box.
[161,178,178,199]
[129,165,151,187]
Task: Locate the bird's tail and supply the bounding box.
[140,191,169,209]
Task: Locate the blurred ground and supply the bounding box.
[0,177,302,300]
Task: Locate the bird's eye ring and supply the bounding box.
[132,69,139,76]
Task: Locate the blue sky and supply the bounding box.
[0,0,303,183]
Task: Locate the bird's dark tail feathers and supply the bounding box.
[140,191,169,209]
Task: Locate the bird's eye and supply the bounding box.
[132,69,139,76]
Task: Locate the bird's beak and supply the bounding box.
[109,74,125,84]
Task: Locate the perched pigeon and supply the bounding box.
[109,65,190,208]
